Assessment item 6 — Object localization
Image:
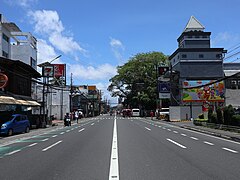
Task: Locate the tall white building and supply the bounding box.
[0,14,37,70]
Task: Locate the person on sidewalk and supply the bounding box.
[150,110,154,120]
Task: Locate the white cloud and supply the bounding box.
[69,63,117,80]
[29,10,86,55]
[5,0,38,8]
[110,37,125,64]
[212,32,240,49]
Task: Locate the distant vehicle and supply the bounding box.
[132,108,140,117]
[0,114,30,136]
[122,109,132,117]
[158,108,169,121]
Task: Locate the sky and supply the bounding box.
[1,0,240,104]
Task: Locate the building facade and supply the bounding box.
[168,16,227,120]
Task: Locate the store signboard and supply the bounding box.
[182,80,225,102]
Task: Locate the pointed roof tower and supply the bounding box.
[183,16,205,32]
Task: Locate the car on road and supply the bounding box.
[0,114,30,136]
[158,108,170,121]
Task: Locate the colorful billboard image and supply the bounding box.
[182,80,224,102]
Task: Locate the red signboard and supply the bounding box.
[0,73,8,88]
[52,64,66,78]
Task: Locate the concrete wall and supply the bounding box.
[170,105,202,121]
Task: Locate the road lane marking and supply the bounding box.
[66,130,70,132]
[190,137,199,140]
[167,138,187,149]
[42,141,62,152]
[222,147,238,153]
[42,138,49,142]
[109,117,119,180]
[167,129,172,131]
[203,141,214,146]
[60,132,65,135]
[162,127,166,129]
[7,149,21,155]
[91,123,94,126]
[52,135,58,138]
[145,127,151,131]
[79,128,85,132]
[173,131,178,134]
[158,126,162,128]
[28,143,38,147]
[181,133,187,136]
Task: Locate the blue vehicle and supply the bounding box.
[0,114,30,136]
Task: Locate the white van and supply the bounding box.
[132,108,140,117]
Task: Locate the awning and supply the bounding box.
[0,96,20,105]
[0,95,40,106]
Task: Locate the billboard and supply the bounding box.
[182,80,224,102]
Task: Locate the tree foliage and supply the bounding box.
[108,51,168,109]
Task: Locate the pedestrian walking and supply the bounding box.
[75,111,79,123]
[150,110,154,120]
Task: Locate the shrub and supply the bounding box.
[223,105,235,125]
[208,107,213,123]
[231,115,240,126]
[216,107,223,124]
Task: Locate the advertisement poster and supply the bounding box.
[182,80,224,102]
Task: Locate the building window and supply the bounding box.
[2,51,8,58]
[30,57,36,68]
[182,54,187,58]
[199,54,204,58]
[2,33,9,42]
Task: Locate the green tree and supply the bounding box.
[108,52,168,110]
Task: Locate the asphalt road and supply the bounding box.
[0,115,240,180]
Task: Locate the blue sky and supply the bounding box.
[2,0,240,104]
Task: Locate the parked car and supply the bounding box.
[0,114,30,136]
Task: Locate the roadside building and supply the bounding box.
[223,63,240,108]
[168,16,227,121]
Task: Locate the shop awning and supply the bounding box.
[0,95,40,106]
[0,96,20,105]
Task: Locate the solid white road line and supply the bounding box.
[28,143,38,147]
[167,138,187,149]
[204,141,214,146]
[7,149,21,155]
[79,128,85,132]
[145,127,151,131]
[222,147,238,153]
[109,117,119,180]
[42,141,62,152]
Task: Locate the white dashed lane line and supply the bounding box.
[167,138,187,149]
[42,140,62,152]
[145,127,151,131]
[41,138,49,142]
[222,147,238,153]
[6,149,21,155]
[203,141,214,146]
[28,143,38,147]
[190,137,199,141]
[79,128,85,132]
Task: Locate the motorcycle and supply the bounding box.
[64,117,71,126]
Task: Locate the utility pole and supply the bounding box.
[70,73,73,118]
